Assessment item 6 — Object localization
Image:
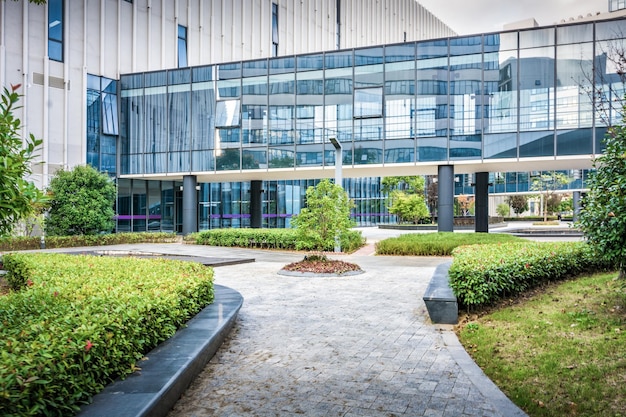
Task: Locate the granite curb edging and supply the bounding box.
[76,284,243,417]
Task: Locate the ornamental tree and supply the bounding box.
[291,179,355,252]
[577,117,626,279]
[0,85,46,237]
[506,195,528,216]
[45,165,116,236]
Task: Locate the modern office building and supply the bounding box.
[1,1,626,234]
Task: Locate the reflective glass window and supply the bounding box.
[270,57,295,74]
[594,39,626,127]
[215,100,241,127]
[354,87,383,118]
[242,148,266,169]
[243,59,268,77]
[191,80,216,152]
[485,46,518,135]
[178,25,188,68]
[555,43,593,130]
[269,147,295,168]
[484,133,517,159]
[557,23,592,44]
[353,141,382,165]
[216,148,241,171]
[325,51,353,69]
[519,46,555,137]
[297,54,323,71]
[48,0,63,61]
[354,47,383,87]
[520,27,554,48]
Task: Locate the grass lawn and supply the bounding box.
[457,271,626,417]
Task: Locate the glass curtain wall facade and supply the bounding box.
[115,18,626,232]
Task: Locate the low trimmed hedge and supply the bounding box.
[375,232,523,256]
[0,232,179,251]
[0,253,214,416]
[191,228,365,253]
[449,241,611,308]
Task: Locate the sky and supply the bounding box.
[417,0,609,35]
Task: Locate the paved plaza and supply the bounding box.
[138,226,535,417]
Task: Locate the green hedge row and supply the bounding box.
[191,228,365,253]
[448,241,611,308]
[375,232,523,256]
[0,253,214,416]
[0,232,179,251]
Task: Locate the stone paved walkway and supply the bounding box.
[163,250,526,417]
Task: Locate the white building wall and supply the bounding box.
[0,0,453,188]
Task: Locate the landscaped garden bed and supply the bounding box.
[0,252,214,416]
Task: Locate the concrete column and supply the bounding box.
[182,175,198,236]
[437,165,454,232]
[474,172,489,233]
[250,180,263,228]
[573,191,581,223]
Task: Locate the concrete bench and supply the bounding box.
[423,261,458,324]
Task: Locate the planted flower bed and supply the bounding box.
[0,253,214,416]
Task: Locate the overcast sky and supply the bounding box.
[417,0,609,35]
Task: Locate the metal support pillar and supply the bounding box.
[250,180,263,228]
[573,191,581,223]
[182,175,198,236]
[437,165,454,232]
[475,172,489,233]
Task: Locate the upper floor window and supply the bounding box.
[178,25,188,67]
[610,0,626,11]
[272,3,279,57]
[48,0,63,62]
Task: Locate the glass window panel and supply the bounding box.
[242,148,266,169]
[169,68,190,85]
[484,133,517,159]
[144,86,168,153]
[145,71,167,87]
[192,150,215,172]
[242,104,268,144]
[325,51,353,69]
[48,40,62,62]
[144,152,167,174]
[297,53,323,71]
[147,181,161,231]
[416,39,448,59]
[385,43,415,63]
[270,56,295,74]
[354,117,383,141]
[121,73,143,89]
[354,87,382,118]
[168,84,191,152]
[269,105,293,144]
[243,59,268,77]
[384,139,415,163]
[519,46,555,131]
[216,148,241,170]
[556,43,593,129]
[192,81,216,150]
[268,147,294,168]
[296,143,323,166]
[556,128,592,155]
[178,39,188,68]
[519,131,554,157]
[449,36,482,56]
[355,47,383,87]
[520,27,554,48]
[215,100,241,127]
[450,134,481,159]
[416,137,447,162]
[353,141,382,165]
[218,63,242,79]
[596,19,626,41]
[557,23,592,44]
[192,66,214,82]
[485,49,518,134]
[217,78,241,98]
[168,151,190,172]
[594,39,626,127]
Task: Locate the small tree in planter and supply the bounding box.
[284,179,361,275]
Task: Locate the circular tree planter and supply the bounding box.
[278,255,364,277]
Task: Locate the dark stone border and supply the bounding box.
[423,261,458,324]
[76,284,243,417]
